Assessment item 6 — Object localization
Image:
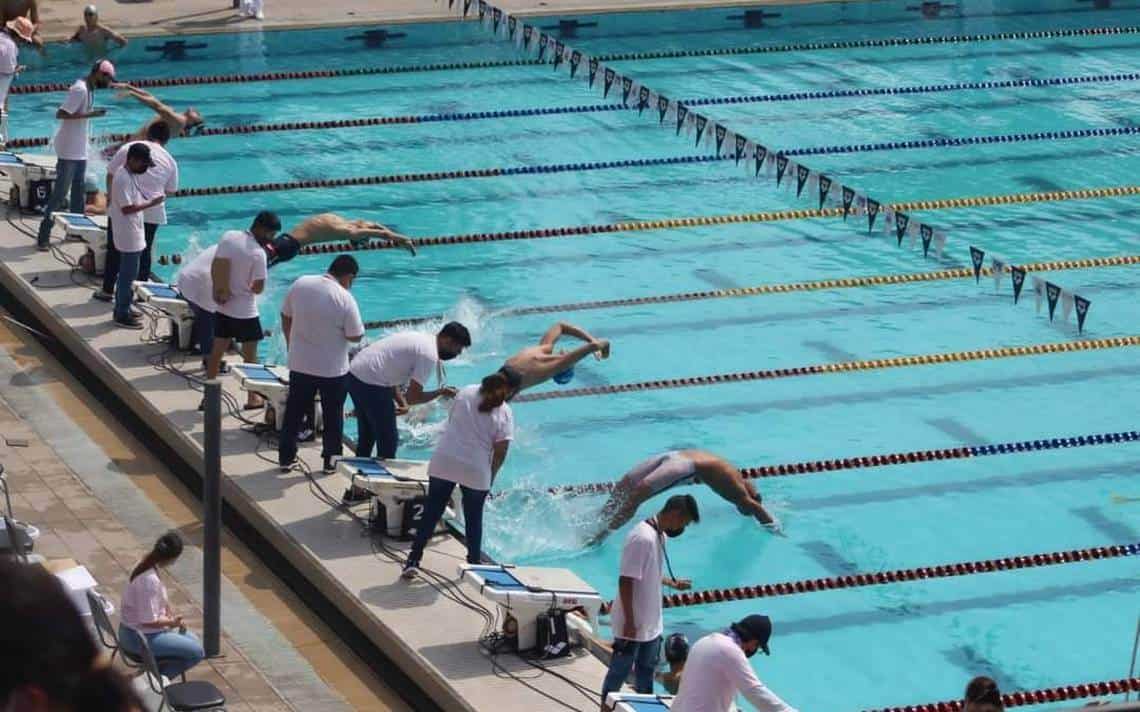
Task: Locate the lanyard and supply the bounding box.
[646,516,678,582]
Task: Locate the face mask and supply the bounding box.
[744,644,759,658]
[440,349,460,361]
[665,527,684,538]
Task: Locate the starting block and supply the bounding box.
[336,457,460,539]
[604,694,675,712]
[0,152,56,212]
[54,213,108,275]
[132,282,194,350]
[460,563,603,652]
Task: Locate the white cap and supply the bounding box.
[84,4,98,15]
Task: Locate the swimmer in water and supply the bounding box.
[69,5,126,54]
[498,322,609,394]
[109,83,203,144]
[592,450,780,544]
[266,213,417,265]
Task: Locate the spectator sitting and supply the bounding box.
[0,558,143,711]
[658,632,689,694]
[118,530,206,680]
[964,676,1004,712]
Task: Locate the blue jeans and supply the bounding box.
[347,374,397,458]
[36,158,86,247]
[188,300,216,359]
[118,624,205,679]
[406,477,488,567]
[279,370,347,465]
[114,249,142,321]
[601,636,661,698]
[102,222,159,293]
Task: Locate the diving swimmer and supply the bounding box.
[498,321,609,393]
[267,213,417,264]
[593,450,781,543]
[110,83,204,142]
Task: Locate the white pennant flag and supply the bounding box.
[1061,290,1075,322]
[907,220,919,248]
[990,255,1008,292]
[934,231,947,258]
[1031,275,1045,313]
[883,207,896,236]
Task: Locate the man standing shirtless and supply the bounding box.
[498,322,609,395]
[267,212,417,264]
[593,450,781,543]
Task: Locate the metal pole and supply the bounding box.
[202,380,222,658]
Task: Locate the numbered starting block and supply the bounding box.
[132,282,195,350]
[0,152,57,212]
[336,457,459,539]
[229,363,321,432]
[459,564,603,652]
[53,213,109,275]
[604,694,675,712]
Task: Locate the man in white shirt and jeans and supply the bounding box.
[601,494,700,702]
[36,58,115,251]
[671,614,799,712]
[278,255,365,474]
[94,120,178,302]
[108,143,164,329]
[204,211,280,409]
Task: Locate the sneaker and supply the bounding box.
[400,561,419,580]
[279,458,296,474]
[341,486,371,504]
[113,316,142,330]
[36,243,49,252]
[322,456,337,474]
[91,291,112,302]
[297,427,315,443]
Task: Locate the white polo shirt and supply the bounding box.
[281,274,364,378]
[53,79,93,161]
[0,34,17,106]
[608,519,664,643]
[176,245,217,312]
[108,166,146,252]
[671,632,798,712]
[213,230,267,320]
[106,140,178,225]
[349,331,437,388]
[428,385,513,491]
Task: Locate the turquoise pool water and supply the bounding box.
[11,1,1140,709]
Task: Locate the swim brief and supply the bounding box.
[622,451,697,496]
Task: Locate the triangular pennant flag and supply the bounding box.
[714,125,727,155]
[477,0,486,22]
[842,186,856,221]
[552,40,565,70]
[754,144,768,177]
[920,224,933,257]
[934,231,947,259]
[969,246,985,282]
[463,0,472,17]
[1061,291,1075,322]
[492,7,502,32]
[522,24,533,48]
[603,67,616,98]
[588,57,599,87]
[658,95,670,124]
[675,104,689,135]
[1010,265,1026,303]
[621,76,634,105]
[1045,281,1061,321]
[775,154,789,186]
[990,256,1007,292]
[637,86,650,114]
[796,165,810,198]
[734,135,747,165]
[569,50,582,78]
[508,15,517,39]
[866,198,880,233]
[894,213,909,246]
[694,115,708,146]
[1031,276,1045,313]
[1074,294,1090,333]
[449,0,456,10]
[537,33,549,61]
[818,175,832,209]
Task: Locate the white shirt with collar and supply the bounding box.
[281,274,364,378]
[106,140,178,224]
[671,631,798,712]
[608,518,664,643]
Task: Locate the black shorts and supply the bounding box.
[214,314,263,342]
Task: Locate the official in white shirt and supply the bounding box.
[95,121,178,301]
[277,255,365,474]
[0,17,35,146]
[671,614,799,712]
[601,494,700,700]
[108,143,164,329]
[204,211,280,409]
[35,58,114,251]
[401,372,515,580]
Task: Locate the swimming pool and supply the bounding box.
[10,0,1140,708]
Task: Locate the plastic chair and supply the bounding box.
[85,589,142,668]
[136,632,225,712]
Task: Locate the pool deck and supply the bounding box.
[0,200,610,710]
[30,0,844,39]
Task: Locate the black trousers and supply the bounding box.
[103,222,159,293]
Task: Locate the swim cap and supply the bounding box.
[664,633,689,663]
[552,368,574,384]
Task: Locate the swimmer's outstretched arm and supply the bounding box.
[347,224,417,256]
[112,84,180,123]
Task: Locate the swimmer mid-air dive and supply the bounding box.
[266,213,417,264]
[110,83,204,141]
[592,450,781,544]
[498,321,610,394]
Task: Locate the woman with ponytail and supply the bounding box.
[118,530,205,678]
[402,371,515,579]
[0,558,143,712]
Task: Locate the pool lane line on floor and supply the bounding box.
[870,677,1140,712]
[510,335,1140,403]
[168,128,1140,197]
[490,428,1140,499]
[11,72,1138,149]
[364,254,1140,330]
[12,26,1140,96]
[594,542,1140,613]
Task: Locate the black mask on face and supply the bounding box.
[744,644,759,658]
[439,348,460,362]
[665,527,685,538]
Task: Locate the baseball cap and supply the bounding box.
[127,142,155,167]
[732,614,772,655]
[96,58,116,79]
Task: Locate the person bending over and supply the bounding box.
[498,321,609,395]
[593,450,780,543]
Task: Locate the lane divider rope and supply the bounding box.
[868,677,1140,712]
[512,336,1140,403]
[286,186,1139,257]
[169,128,1140,198]
[595,542,1139,613]
[364,254,1140,330]
[493,428,1140,499]
[8,72,1136,149]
